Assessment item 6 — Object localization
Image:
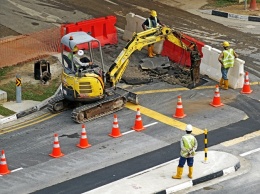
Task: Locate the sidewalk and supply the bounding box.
[0,84,62,125]
[0,99,44,124]
[84,151,240,194]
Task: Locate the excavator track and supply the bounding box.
[47,94,69,113]
[71,93,126,123]
[47,87,138,123]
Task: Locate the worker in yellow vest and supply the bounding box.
[172,124,198,179]
[218,41,238,90]
[142,10,164,58]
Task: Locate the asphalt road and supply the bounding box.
[0,0,260,194]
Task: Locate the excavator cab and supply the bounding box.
[59,32,106,103]
[48,31,138,123]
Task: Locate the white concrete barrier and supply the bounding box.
[200,45,245,89]
[0,90,7,103]
[123,13,164,54]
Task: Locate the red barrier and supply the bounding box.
[61,16,118,51]
[161,34,205,67]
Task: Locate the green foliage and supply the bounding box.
[215,0,260,7]
[0,105,15,116]
[0,78,60,101]
[215,0,238,7]
[0,66,14,77]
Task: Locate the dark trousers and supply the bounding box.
[178,156,194,167]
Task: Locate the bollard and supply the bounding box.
[16,74,22,103]
[203,129,209,163]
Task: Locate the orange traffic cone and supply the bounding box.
[249,0,259,11]
[0,150,11,175]
[109,114,122,138]
[49,133,64,158]
[210,85,224,107]
[241,72,253,94]
[132,108,146,132]
[77,124,91,149]
[173,96,186,118]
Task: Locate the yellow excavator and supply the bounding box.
[47,26,201,123]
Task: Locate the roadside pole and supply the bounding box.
[16,74,22,103]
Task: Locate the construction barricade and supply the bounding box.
[61,16,118,51]
[200,45,245,89]
[161,34,205,67]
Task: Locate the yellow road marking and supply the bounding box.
[135,88,189,95]
[125,102,204,135]
[221,130,260,147]
[194,85,216,90]
[135,82,259,95]
[0,113,59,135]
[250,82,259,85]
[1,113,51,131]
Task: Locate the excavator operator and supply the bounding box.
[68,47,93,71]
[142,10,164,58]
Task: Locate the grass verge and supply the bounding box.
[0,77,60,117]
[0,77,60,101]
[0,105,16,116]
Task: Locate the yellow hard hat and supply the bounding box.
[150,10,157,17]
[222,41,230,47]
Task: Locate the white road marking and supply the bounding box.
[104,0,118,5]
[240,147,260,157]
[144,122,158,127]
[0,167,23,176]
[8,0,62,25]
[11,167,23,173]
[122,122,158,135]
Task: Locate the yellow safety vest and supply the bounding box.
[180,134,197,157]
[147,17,158,29]
[222,48,235,68]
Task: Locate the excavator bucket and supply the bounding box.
[114,87,139,105]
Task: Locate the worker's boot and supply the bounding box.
[151,45,157,56]
[188,166,193,179]
[223,79,229,90]
[219,78,224,87]
[148,47,154,58]
[172,166,183,179]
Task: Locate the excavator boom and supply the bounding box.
[107,26,201,87]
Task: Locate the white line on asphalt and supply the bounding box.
[11,167,23,173]
[240,147,260,157]
[121,122,158,135]
[0,167,23,176]
[8,0,62,26]
[104,0,118,5]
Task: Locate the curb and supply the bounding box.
[156,162,240,194]
[200,10,260,22]
[0,84,62,125]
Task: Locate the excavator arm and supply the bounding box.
[107,26,201,87]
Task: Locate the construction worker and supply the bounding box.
[218,41,238,90]
[68,47,93,71]
[142,10,164,58]
[172,124,198,179]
